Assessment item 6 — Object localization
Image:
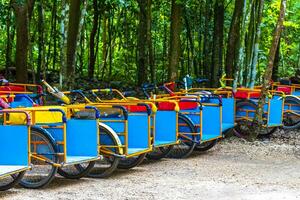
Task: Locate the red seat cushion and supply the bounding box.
[0,86,26,92]
[179,102,198,110]
[157,102,175,111]
[125,105,148,112]
[277,86,291,94]
[234,90,261,99]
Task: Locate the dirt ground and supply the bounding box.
[1,131,300,200]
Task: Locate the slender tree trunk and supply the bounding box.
[147,0,155,84]
[137,0,148,85]
[59,0,68,88]
[272,38,280,81]
[251,0,286,139]
[225,0,244,79]
[168,0,182,81]
[203,0,213,80]
[211,0,224,87]
[88,0,99,79]
[5,1,13,77]
[249,0,264,88]
[66,0,81,89]
[37,0,45,82]
[13,1,29,83]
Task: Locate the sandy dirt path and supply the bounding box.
[1,137,300,200]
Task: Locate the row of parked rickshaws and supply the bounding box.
[0,76,300,191]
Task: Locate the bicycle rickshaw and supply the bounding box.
[0,91,101,188]
[272,81,300,130]
[0,109,31,191]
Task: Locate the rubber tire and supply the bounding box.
[19,127,58,189]
[234,100,277,138]
[194,140,218,152]
[283,96,300,130]
[117,154,146,170]
[146,146,174,160]
[57,161,95,179]
[83,125,120,178]
[0,172,25,191]
[167,113,196,159]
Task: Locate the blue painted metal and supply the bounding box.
[0,125,29,176]
[202,105,222,141]
[153,111,177,146]
[222,98,235,132]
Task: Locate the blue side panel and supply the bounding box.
[292,91,300,96]
[0,125,28,166]
[222,98,235,132]
[102,119,125,144]
[202,105,221,141]
[154,111,177,146]
[236,103,256,119]
[268,97,283,126]
[45,126,64,153]
[127,114,149,152]
[66,119,98,157]
[181,107,201,141]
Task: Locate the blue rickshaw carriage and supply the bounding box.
[0,110,31,191]
[272,81,300,130]
[0,98,101,188]
[75,88,200,159]
[231,88,285,137]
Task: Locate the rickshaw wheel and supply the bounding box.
[79,125,120,178]
[283,96,300,130]
[234,100,277,138]
[57,161,95,179]
[0,172,25,191]
[146,146,174,160]
[117,154,146,169]
[19,127,58,189]
[167,114,196,159]
[194,140,218,152]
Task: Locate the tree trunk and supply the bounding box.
[13,1,29,83]
[211,0,224,87]
[147,0,155,84]
[272,38,281,81]
[66,0,81,89]
[251,0,286,139]
[249,0,264,88]
[5,1,13,78]
[59,0,68,88]
[203,0,213,80]
[137,0,148,85]
[225,0,244,79]
[168,0,182,81]
[88,0,99,79]
[37,0,44,82]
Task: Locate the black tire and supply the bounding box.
[117,154,146,169]
[0,172,25,191]
[57,161,95,179]
[194,140,218,152]
[234,100,276,138]
[19,127,58,189]
[283,96,300,130]
[146,146,174,160]
[80,125,120,178]
[167,113,196,158]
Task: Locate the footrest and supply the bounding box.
[201,134,221,142]
[222,123,235,132]
[0,165,29,177]
[127,148,148,155]
[154,140,176,147]
[65,156,98,165]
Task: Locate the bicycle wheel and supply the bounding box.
[194,140,218,152]
[117,154,146,169]
[0,172,25,191]
[146,146,174,160]
[57,161,95,179]
[283,96,300,130]
[79,124,120,178]
[167,114,196,158]
[19,127,58,189]
[234,100,276,138]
